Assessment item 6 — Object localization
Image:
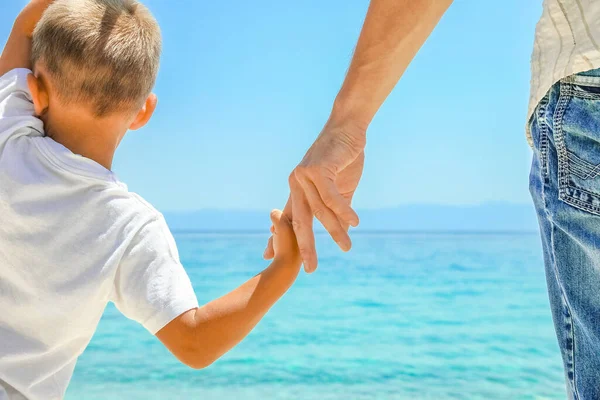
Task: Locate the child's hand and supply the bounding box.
[270,209,301,267]
[18,0,55,38]
[0,0,55,76]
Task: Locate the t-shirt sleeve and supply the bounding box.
[110,215,199,334]
[0,69,43,140]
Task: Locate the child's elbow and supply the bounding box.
[180,347,218,370]
[184,357,216,370]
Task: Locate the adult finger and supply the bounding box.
[282,195,293,219]
[289,176,317,273]
[311,174,359,227]
[297,176,351,252]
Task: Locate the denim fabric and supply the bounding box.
[530,67,600,400]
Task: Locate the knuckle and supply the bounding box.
[291,219,302,232]
[298,247,312,259]
[288,172,297,187]
[322,194,335,209]
[295,165,308,178]
[313,208,324,220]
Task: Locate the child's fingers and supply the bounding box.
[269,209,283,232]
[262,222,276,260]
[263,236,274,259]
[269,209,280,229]
[270,209,294,239]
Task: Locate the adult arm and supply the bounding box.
[0,1,54,76]
[265,0,454,272]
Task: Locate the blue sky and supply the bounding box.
[1,1,541,211]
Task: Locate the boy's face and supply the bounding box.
[27,61,158,135]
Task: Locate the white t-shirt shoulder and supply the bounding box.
[0,69,198,400]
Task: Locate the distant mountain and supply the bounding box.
[163,203,538,232]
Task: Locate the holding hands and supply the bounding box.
[263,119,366,273]
[263,0,452,272]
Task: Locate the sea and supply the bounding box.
[65,232,565,400]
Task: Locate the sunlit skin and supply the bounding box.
[26,63,157,170]
[263,0,454,273]
[0,0,157,171]
[6,0,457,274]
[1,0,302,369]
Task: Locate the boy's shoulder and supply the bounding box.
[101,183,163,219]
[126,190,163,220]
[77,184,172,251]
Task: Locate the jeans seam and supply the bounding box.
[549,221,579,400]
[554,82,600,217]
[567,153,600,179]
[563,185,600,213]
[539,96,550,178]
[549,82,580,400]
[555,83,572,198]
[571,90,600,100]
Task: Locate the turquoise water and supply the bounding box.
[65,232,565,400]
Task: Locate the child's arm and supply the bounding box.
[0,0,54,77]
[156,210,302,369]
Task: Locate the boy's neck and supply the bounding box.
[43,106,128,171]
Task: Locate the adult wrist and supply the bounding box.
[325,108,368,153]
[329,96,371,138]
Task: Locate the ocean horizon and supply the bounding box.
[65,230,564,400]
[162,203,539,233]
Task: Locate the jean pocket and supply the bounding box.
[553,75,600,216]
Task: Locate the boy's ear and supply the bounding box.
[129,93,157,131]
[26,73,49,117]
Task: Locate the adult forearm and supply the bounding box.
[330,0,453,130]
[190,260,299,367]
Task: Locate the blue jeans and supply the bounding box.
[530,68,600,400]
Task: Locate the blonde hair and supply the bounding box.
[31,0,161,116]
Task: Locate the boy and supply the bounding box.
[0,1,302,399]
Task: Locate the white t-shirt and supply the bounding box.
[0,69,199,400]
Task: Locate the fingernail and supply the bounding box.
[303,262,310,273]
[337,238,351,252]
[304,262,316,274]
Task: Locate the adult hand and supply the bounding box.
[263,0,453,273]
[263,119,366,273]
